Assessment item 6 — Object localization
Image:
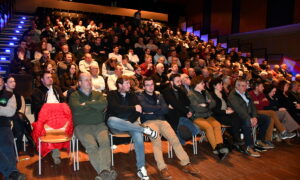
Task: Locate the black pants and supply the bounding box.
[12,112,35,152]
[214,113,241,143]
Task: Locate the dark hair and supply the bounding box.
[41,71,52,79]
[264,84,276,96]
[251,79,264,89]
[277,80,290,91]
[3,75,14,83]
[210,77,223,89]
[142,77,154,86]
[169,73,181,82]
[191,75,205,87]
[116,75,131,89]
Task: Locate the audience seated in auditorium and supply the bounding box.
[249,80,296,145]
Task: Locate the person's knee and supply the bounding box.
[130,132,143,143]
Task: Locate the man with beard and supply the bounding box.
[162,74,200,144]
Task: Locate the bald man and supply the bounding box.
[79,53,99,73]
[69,73,117,180]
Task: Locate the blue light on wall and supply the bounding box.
[22,17,26,20]
[15,30,20,33]
[5,49,10,53]
[20,21,24,24]
[12,37,17,40]
[9,42,14,46]
[0,57,6,60]
[18,25,22,28]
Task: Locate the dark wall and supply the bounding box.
[266,0,295,28]
[185,0,298,35]
[211,0,232,36]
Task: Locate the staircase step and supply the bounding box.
[0,37,20,41]
[7,23,31,27]
[4,27,29,31]
[0,44,17,48]
[14,13,34,17]
[0,32,23,36]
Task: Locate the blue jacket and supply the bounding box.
[137,91,168,123]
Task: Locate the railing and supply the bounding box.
[0,0,15,32]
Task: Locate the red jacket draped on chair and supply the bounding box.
[32,103,74,157]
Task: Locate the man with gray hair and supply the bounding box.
[228,78,271,157]
[152,63,168,92]
[69,73,117,180]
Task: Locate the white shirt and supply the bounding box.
[107,74,119,91]
[108,53,122,64]
[127,53,139,64]
[121,63,135,76]
[236,89,249,106]
[46,86,59,103]
[92,75,106,92]
[79,60,99,73]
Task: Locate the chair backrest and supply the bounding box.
[38,103,73,130]
[44,122,69,135]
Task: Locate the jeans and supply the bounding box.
[241,114,270,147]
[107,116,145,169]
[177,117,201,145]
[75,123,111,174]
[143,120,190,170]
[0,127,18,180]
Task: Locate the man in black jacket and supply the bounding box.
[31,71,64,164]
[162,74,200,144]
[106,76,157,180]
[31,71,65,121]
[138,77,199,179]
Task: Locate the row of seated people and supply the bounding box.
[2,12,300,180]
[28,69,299,179]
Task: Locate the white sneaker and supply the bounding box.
[143,126,158,139]
[137,166,149,180]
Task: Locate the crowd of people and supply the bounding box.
[1,10,300,180]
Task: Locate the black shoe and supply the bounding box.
[9,171,26,180]
[233,144,245,153]
[217,152,228,160]
[253,145,267,152]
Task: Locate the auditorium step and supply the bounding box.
[0,13,32,75]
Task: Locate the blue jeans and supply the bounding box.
[0,127,18,180]
[177,117,201,144]
[107,117,145,169]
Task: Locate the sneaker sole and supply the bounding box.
[281,134,296,140]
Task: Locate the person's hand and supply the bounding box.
[278,107,286,111]
[147,63,153,69]
[262,98,268,102]
[225,108,234,114]
[80,102,86,106]
[199,103,207,107]
[296,103,300,109]
[207,99,211,103]
[135,105,142,113]
[187,112,193,118]
[250,118,258,127]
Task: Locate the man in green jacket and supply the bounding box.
[69,72,117,180]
